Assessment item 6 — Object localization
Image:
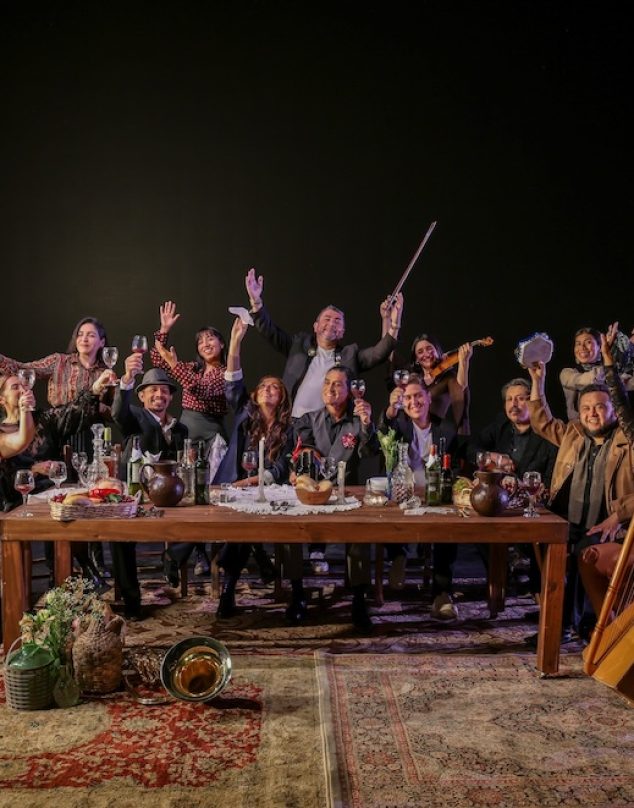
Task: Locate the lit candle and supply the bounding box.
[256,436,267,502]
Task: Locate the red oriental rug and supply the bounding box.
[317,653,634,808]
[0,653,325,808]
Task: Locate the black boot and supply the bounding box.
[217,575,238,618]
[285,580,308,625]
[162,550,180,588]
[351,585,373,631]
[253,544,279,584]
[80,559,110,595]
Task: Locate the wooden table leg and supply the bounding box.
[536,543,567,675]
[2,540,27,652]
[488,544,507,618]
[54,541,72,585]
[374,543,384,606]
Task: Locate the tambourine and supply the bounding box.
[515,332,553,368]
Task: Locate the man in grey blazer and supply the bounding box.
[287,365,379,629]
[245,267,403,573]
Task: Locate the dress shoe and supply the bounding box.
[285,598,308,625]
[193,549,210,576]
[216,590,237,619]
[524,627,574,649]
[162,551,180,588]
[430,592,459,620]
[351,597,374,631]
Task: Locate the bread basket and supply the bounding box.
[295,479,333,506]
[50,494,140,522]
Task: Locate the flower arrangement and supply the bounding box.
[19,577,100,667]
[378,428,399,473]
[341,432,357,450]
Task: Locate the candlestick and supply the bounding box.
[256,436,267,502]
[337,461,346,504]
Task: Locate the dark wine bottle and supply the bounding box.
[195,441,209,505]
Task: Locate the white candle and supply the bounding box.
[258,437,265,481]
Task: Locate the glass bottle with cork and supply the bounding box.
[127,435,143,497]
[440,452,454,505]
[194,440,209,505]
[179,437,196,506]
[425,443,441,506]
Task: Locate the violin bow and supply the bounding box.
[386,220,437,307]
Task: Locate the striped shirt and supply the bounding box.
[0,351,107,407]
[150,331,227,417]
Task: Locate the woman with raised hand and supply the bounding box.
[214,316,293,619]
[559,322,634,421]
[151,300,229,574]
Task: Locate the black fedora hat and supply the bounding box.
[135,368,178,394]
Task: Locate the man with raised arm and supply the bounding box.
[245,267,403,573]
[526,357,634,644]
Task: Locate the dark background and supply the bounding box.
[1,1,632,437]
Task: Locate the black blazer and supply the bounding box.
[377,409,458,466]
[112,387,188,473]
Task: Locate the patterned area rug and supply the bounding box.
[317,653,634,808]
[0,653,325,808]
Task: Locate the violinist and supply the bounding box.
[393,334,473,434]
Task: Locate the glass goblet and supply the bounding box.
[17,369,36,411]
[350,379,366,400]
[320,456,338,482]
[241,450,258,481]
[522,471,542,518]
[102,346,119,385]
[48,461,67,491]
[131,335,149,355]
[14,469,35,517]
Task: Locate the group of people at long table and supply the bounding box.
[1,269,633,636]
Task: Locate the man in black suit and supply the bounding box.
[469,377,558,596]
[112,359,188,618]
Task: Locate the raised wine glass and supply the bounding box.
[350,379,366,399]
[14,469,35,517]
[17,368,36,411]
[102,346,119,385]
[241,450,258,482]
[131,335,149,356]
[48,461,67,491]
[392,370,410,410]
[522,471,542,518]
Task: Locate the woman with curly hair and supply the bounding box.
[213,316,294,618]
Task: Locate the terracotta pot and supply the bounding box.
[470,470,510,517]
[140,460,184,507]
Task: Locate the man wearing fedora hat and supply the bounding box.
[111,354,189,618]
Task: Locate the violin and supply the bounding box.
[427,337,494,381]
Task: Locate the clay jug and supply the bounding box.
[470,470,510,517]
[140,460,184,507]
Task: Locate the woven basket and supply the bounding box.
[50,496,140,522]
[4,637,56,710]
[72,613,125,694]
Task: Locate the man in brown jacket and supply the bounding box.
[527,359,634,642]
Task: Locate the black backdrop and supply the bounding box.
[1,1,632,437]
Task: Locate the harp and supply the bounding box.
[583,516,634,704]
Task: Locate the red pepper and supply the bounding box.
[88,488,121,498]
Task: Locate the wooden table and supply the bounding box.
[1,492,568,674]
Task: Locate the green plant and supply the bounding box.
[377,428,400,473]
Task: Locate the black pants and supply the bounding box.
[110,542,141,610]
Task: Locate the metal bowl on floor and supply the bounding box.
[160,636,232,703]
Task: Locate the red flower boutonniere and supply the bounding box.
[341,432,357,450]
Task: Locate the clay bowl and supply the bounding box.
[295,483,333,506]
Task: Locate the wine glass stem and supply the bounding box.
[23,493,28,510]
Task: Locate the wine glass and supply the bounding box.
[131,335,149,356]
[476,451,490,472]
[522,471,542,518]
[14,469,35,517]
[72,451,89,485]
[241,450,258,481]
[48,461,67,491]
[17,369,36,411]
[392,370,410,409]
[320,456,338,482]
[102,346,119,385]
[350,379,366,399]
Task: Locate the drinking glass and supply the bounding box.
[350,379,366,399]
[17,369,36,411]
[72,451,89,486]
[392,370,410,409]
[522,471,542,518]
[320,456,338,482]
[241,450,258,481]
[131,335,149,355]
[48,461,67,491]
[14,469,35,517]
[476,451,490,472]
[102,346,119,384]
